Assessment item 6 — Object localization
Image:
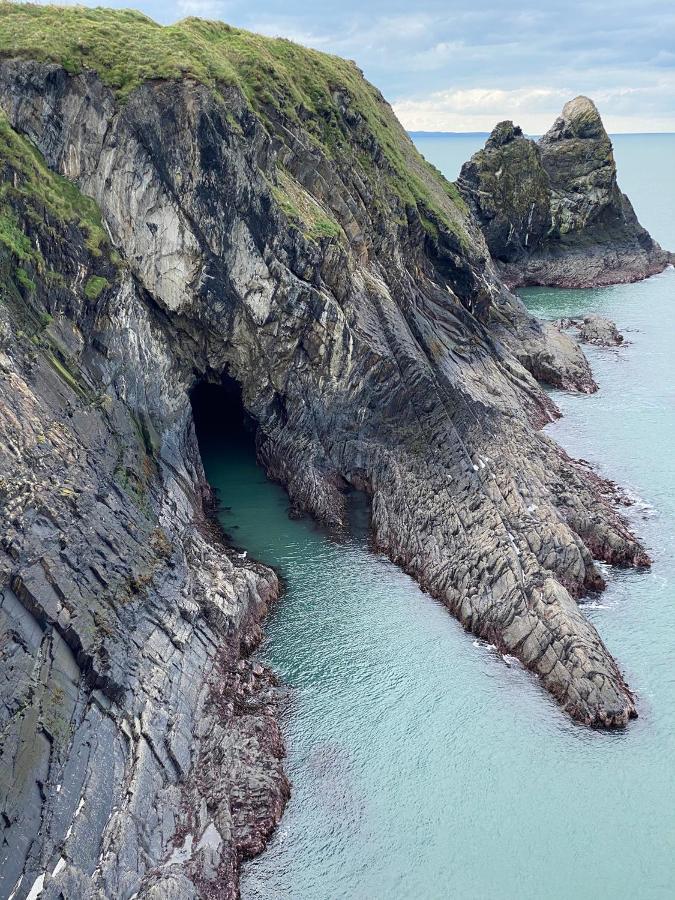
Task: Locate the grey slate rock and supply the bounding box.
[0,63,653,899]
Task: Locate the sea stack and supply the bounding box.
[459,96,673,287]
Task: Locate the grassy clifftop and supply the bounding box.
[0,3,468,241]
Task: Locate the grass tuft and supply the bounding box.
[84,274,109,299]
[271,169,344,243]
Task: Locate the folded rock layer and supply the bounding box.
[0,7,655,899]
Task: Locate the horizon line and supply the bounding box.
[408,130,675,136]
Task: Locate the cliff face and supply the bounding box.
[459,96,673,287]
[0,93,288,900]
[0,7,653,899]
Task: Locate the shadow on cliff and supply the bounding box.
[190,376,372,548]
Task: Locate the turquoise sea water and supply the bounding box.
[196,135,675,899]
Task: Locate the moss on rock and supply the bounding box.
[0,109,108,262]
[84,275,109,300]
[271,169,345,243]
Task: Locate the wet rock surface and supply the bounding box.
[554,315,625,347]
[0,46,654,900]
[459,96,673,288]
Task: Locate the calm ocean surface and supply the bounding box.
[197,133,675,899]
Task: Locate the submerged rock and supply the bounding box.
[0,6,653,898]
[459,96,673,287]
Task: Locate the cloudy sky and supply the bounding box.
[51,0,675,132]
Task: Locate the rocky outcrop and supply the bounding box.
[577,315,624,346]
[490,294,598,393]
[0,8,654,898]
[555,315,625,347]
[459,96,673,287]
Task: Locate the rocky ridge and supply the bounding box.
[0,6,659,899]
[459,96,673,287]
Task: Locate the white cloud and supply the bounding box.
[249,13,433,54]
[393,82,675,133]
[37,0,675,132]
[393,87,569,132]
[176,0,232,18]
[247,20,332,47]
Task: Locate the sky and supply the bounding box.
[44,0,675,132]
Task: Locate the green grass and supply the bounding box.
[0,206,33,260]
[0,107,108,269]
[0,102,116,341]
[271,169,344,243]
[0,3,469,242]
[0,105,116,400]
[15,265,35,292]
[84,274,109,299]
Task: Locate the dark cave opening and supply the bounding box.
[190,375,257,457]
[189,375,263,550]
[190,375,372,545]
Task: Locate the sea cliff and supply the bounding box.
[0,6,662,898]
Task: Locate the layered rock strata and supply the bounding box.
[0,8,658,898]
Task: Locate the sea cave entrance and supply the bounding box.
[190,375,267,553]
[190,375,302,566]
[190,375,371,557]
[190,375,256,460]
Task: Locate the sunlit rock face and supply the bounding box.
[459,96,673,288]
[0,9,657,899]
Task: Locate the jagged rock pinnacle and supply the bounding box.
[459,95,672,287]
